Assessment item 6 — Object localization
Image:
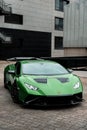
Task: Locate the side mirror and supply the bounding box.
[8,70,15,75]
[67,69,73,73]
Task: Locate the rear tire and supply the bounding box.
[4,72,8,89]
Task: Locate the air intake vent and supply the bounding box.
[34,78,47,84]
[57,78,69,83]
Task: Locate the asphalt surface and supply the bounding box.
[0,61,87,130]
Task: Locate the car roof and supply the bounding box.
[7,57,59,65]
[19,59,56,64]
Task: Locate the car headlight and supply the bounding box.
[25,83,38,91]
[73,82,80,89]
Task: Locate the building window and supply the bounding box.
[55,17,63,31]
[4,14,23,25]
[55,37,63,49]
[55,0,69,11]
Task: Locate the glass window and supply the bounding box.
[4,14,23,25]
[22,62,68,75]
[55,37,63,49]
[55,0,69,11]
[55,17,63,31]
[55,0,63,11]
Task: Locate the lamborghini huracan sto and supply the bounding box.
[4,57,83,106]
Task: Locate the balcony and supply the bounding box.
[64,0,69,1]
[0,0,12,15]
[63,0,69,4]
[0,32,11,43]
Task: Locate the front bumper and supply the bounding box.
[24,92,83,106]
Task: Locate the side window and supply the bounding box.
[55,17,63,31]
[55,0,69,12]
[15,62,21,76]
[4,14,23,25]
[55,36,63,49]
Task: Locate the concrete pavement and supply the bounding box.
[0,61,87,130]
[73,71,87,78]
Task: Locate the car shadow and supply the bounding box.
[22,103,82,110]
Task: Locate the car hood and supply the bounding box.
[19,74,82,96]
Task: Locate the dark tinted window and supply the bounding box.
[55,0,69,11]
[5,14,23,25]
[55,17,63,31]
[55,37,63,49]
[15,62,21,75]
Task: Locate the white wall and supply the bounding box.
[51,1,64,57]
[0,0,53,32]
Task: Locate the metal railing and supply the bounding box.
[0,32,11,43]
[0,0,12,14]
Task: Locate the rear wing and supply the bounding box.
[7,57,43,61]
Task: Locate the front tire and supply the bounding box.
[11,81,19,103]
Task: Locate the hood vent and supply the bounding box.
[57,78,69,83]
[34,78,47,84]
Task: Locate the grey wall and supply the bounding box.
[63,0,87,47]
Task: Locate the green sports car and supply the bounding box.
[4,57,83,106]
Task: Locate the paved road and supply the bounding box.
[73,71,87,78]
[0,61,87,130]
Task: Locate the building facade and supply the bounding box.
[3,0,87,58]
[0,0,70,58]
[64,0,87,56]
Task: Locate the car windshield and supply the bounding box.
[22,62,69,75]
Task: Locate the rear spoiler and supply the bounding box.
[7,57,43,61]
